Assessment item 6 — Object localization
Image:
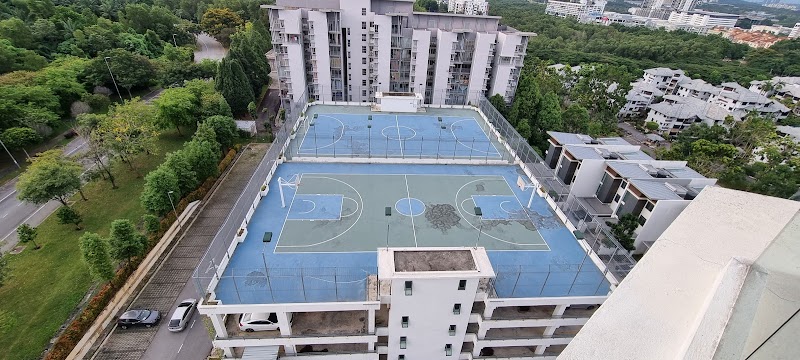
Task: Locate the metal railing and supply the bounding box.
[489,262,611,298]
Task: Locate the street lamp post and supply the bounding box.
[172,33,178,47]
[0,138,20,169]
[103,56,123,100]
[168,191,180,229]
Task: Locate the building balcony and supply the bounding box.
[222,311,372,340]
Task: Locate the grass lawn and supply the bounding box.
[0,129,189,360]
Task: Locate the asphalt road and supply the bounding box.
[0,88,164,254]
[0,137,88,253]
[139,280,211,360]
[194,34,227,63]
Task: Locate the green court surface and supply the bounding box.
[275,173,550,253]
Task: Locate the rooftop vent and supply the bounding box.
[655,169,674,178]
[638,164,658,175]
[665,183,688,196]
[596,148,612,158]
[684,188,700,200]
[576,134,593,143]
[609,152,622,159]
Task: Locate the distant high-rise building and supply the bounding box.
[444,0,489,15]
[545,0,607,21]
[267,0,533,106]
[791,23,800,39]
[635,0,698,19]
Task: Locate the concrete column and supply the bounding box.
[472,345,483,357]
[478,325,488,339]
[553,304,568,317]
[222,346,234,358]
[209,314,228,338]
[285,344,297,355]
[277,312,293,336]
[483,304,495,319]
[368,308,376,334]
[534,345,547,355]
[544,326,557,337]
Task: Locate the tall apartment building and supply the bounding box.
[445,0,489,15]
[791,22,800,38]
[266,0,533,107]
[667,10,738,29]
[635,0,698,19]
[545,0,607,21]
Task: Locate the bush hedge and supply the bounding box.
[44,146,241,360]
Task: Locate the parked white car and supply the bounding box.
[168,299,197,332]
[239,312,291,332]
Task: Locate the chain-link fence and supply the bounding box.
[192,89,308,300]
[199,266,377,304]
[490,261,612,298]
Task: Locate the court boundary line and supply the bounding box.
[455,177,551,250]
[450,118,502,156]
[298,115,346,153]
[470,195,528,221]
[274,175,365,250]
[285,194,345,221]
[404,174,418,247]
[272,172,552,253]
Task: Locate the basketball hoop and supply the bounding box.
[278,174,301,208]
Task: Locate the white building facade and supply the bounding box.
[791,23,800,39]
[266,0,533,107]
[545,0,607,21]
[446,0,489,15]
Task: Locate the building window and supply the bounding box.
[445,344,453,356]
[347,40,351,47]
[399,356,405,360]
[362,34,367,41]
[362,80,367,86]
[449,325,456,336]
[614,194,621,203]
[400,336,407,349]
[362,46,366,54]
[362,8,367,16]
[404,281,412,295]
[453,304,461,315]
[362,90,367,97]
[638,215,647,226]
[402,316,409,328]
[645,201,655,211]
[362,58,367,65]
[621,180,628,189]
[362,69,367,76]
[458,280,466,290]
[362,21,367,29]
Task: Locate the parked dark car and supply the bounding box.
[118,309,161,329]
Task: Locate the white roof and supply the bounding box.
[560,187,800,360]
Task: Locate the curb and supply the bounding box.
[66,201,201,360]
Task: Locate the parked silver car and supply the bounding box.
[168,299,198,332]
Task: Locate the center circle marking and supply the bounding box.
[381,126,417,141]
[395,198,425,217]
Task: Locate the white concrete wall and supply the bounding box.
[411,29,431,94]
[374,15,392,95]
[569,159,607,197]
[634,199,690,251]
[340,0,371,102]
[388,276,479,359]
[309,11,333,101]
[433,30,456,103]
[488,32,515,99]
[277,9,307,102]
[467,32,496,104]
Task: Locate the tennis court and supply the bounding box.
[273,172,550,253]
[291,110,505,159]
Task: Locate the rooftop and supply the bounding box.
[676,78,721,95]
[560,187,800,359]
[563,144,651,161]
[644,67,684,77]
[394,250,476,272]
[718,82,772,104]
[606,161,706,181]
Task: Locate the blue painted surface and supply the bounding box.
[286,194,343,220]
[216,163,610,304]
[395,197,426,217]
[296,113,501,159]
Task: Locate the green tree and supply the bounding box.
[79,232,115,281]
[215,57,254,115]
[108,219,146,264]
[93,99,159,173]
[16,223,39,249]
[0,253,8,287]
[229,25,270,93]
[76,113,117,188]
[0,39,46,73]
[533,91,563,149]
[608,213,639,251]
[34,57,89,113]
[85,49,155,98]
[200,8,243,46]
[508,73,540,127]
[141,214,160,235]
[183,138,219,182]
[516,118,532,141]
[163,151,198,195]
[562,104,590,134]
[645,121,660,132]
[0,84,60,130]
[488,94,508,117]
[56,206,83,230]
[203,115,238,150]
[154,87,197,135]
[0,127,41,152]
[140,166,181,215]
[17,149,84,207]
[0,18,34,49]
[200,91,233,118]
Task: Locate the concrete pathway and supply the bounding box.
[194,33,227,63]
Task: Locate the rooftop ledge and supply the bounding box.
[378,247,495,279]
